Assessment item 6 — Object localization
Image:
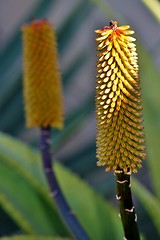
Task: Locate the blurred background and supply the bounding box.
[0,0,160,239]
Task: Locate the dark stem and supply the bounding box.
[40,126,90,240]
[115,169,140,240]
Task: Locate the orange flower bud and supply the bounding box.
[95,21,146,173]
[22,19,63,129]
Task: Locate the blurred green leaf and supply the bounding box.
[138,42,160,200]
[0,133,123,239]
[0,205,19,235]
[132,178,160,234]
[141,0,160,22]
[55,164,123,240]
[0,133,70,236]
[0,236,70,240]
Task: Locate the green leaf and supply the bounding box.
[137,42,160,200]
[141,0,160,22]
[0,133,70,236]
[132,178,160,234]
[0,236,71,240]
[0,133,123,239]
[55,163,123,240]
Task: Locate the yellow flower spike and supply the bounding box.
[95,21,146,173]
[22,19,63,129]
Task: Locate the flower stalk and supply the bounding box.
[116,169,140,240]
[95,21,146,239]
[40,126,90,240]
[22,19,90,240]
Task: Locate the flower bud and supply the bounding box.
[22,19,63,129]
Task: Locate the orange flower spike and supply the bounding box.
[95,21,146,173]
[22,19,63,129]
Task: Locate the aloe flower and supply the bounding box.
[22,19,63,129]
[22,19,90,240]
[95,21,146,173]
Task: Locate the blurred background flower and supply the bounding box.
[0,0,160,239]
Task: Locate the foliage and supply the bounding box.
[0,133,123,239]
[0,236,70,240]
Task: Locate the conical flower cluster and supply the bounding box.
[95,21,146,173]
[22,19,63,129]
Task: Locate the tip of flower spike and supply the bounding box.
[95,21,135,44]
[22,19,51,31]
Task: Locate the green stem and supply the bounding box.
[115,169,140,240]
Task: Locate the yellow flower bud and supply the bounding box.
[22,19,63,129]
[95,21,146,173]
